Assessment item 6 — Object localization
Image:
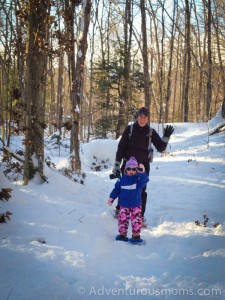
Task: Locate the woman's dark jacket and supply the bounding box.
[115,122,168,164]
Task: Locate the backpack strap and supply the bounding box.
[148,127,153,150]
[148,127,154,162]
[128,123,134,140]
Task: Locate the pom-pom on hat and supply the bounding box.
[125,156,138,170]
[137,107,150,117]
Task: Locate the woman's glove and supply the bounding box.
[162,125,174,143]
[112,161,121,177]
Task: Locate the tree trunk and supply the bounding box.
[23,0,50,184]
[116,0,133,138]
[183,0,191,122]
[212,2,225,116]
[206,0,212,119]
[48,53,56,135]
[193,1,204,121]
[165,1,176,123]
[222,99,225,118]
[57,51,64,136]
[148,0,163,123]
[140,0,151,109]
[70,0,91,171]
[87,0,99,142]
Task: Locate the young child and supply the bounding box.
[108,156,149,242]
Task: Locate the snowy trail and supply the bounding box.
[1,123,225,300]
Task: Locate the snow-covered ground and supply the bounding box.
[0,115,225,300]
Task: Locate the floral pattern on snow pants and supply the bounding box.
[118,206,142,235]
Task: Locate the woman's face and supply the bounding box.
[137,114,149,127]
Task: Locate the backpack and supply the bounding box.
[128,123,154,163]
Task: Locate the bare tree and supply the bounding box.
[147,0,165,123]
[212,0,225,103]
[140,0,152,109]
[193,0,204,120]
[116,0,133,138]
[183,0,192,122]
[0,1,14,146]
[164,1,177,122]
[86,0,99,142]
[222,99,225,118]
[70,0,91,171]
[23,0,50,184]
[205,0,212,119]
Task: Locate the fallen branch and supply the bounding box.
[79,216,84,223]
[68,208,76,215]
[3,146,24,163]
[209,122,225,136]
[7,287,14,300]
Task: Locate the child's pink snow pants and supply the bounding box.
[118,206,142,235]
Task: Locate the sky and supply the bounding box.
[0,107,225,300]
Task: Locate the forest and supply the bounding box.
[0,0,225,184]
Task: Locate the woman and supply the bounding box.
[112,107,174,222]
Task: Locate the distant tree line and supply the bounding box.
[0,0,224,183]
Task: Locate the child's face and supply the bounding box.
[126,167,138,176]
